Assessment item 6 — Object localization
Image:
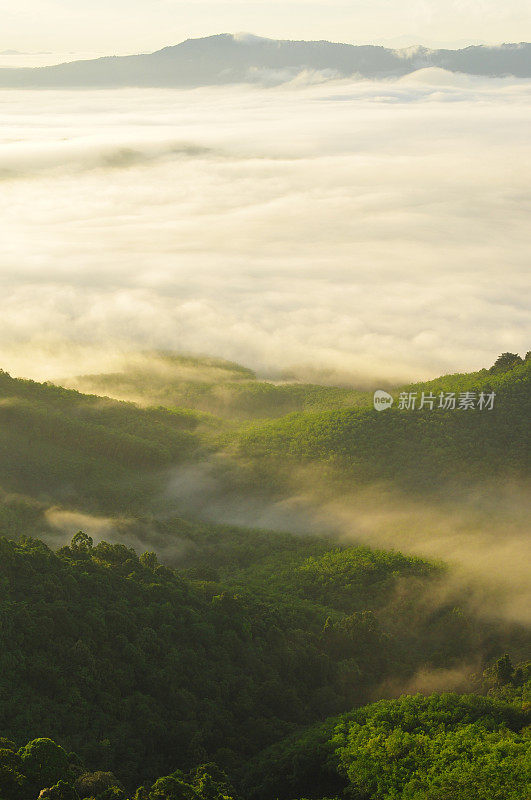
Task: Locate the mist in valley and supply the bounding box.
[1,4,530,792]
[1,61,529,714]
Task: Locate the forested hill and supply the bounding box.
[64,351,370,420]
[0,369,206,510]
[2,685,529,800]
[236,355,531,493]
[0,532,528,798]
[0,353,528,518]
[240,687,530,800]
[0,353,529,799]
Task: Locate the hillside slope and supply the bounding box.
[0,532,526,791]
[236,358,531,493]
[2,682,529,799]
[65,352,370,421]
[240,687,530,800]
[0,369,206,510]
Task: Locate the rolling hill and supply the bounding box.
[0,531,527,796]
[236,356,531,493]
[64,352,370,421]
[0,353,528,519]
[0,352,529,798]
[0,368,206,512]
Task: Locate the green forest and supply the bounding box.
[0,352,529,799]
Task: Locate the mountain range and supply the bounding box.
[0,33,529,87]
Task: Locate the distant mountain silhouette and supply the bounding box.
[0,34,529,87]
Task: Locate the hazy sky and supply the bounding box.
[2,0,530,55]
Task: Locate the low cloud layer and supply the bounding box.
[162,458,531,627]
[1,72,530,382]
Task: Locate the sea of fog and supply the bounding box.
[1,69,530,382]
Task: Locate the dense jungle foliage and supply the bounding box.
[237,357,531,492]
[0,532,529,799]
[0,352,529,799]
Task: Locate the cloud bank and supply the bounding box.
[0,73,530,382]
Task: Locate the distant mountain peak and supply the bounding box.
[231,32,271,43]
[0,34,529,88]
